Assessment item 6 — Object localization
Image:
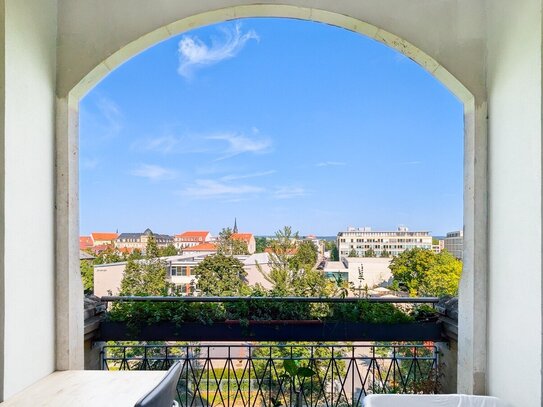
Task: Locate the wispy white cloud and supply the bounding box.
[274,186,307,199]
[80,96,124,144]
[179,179,264,199]
[220,170,276,181]
[178,23,259,78]
[316,161,347,167]
[131,164,177,181]
[96,97,123,138]
[208,132,272,160]
[132,131,272,161]
[133,135,181,154]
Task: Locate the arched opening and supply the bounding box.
[58,5,484,396]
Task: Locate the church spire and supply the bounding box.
[233,218,238,234]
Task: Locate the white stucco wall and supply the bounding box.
[486,1,542,406]
[2,0,58,400]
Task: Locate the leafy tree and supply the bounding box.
[194,254,248,295]
[388,248,462,296]
[119,236,170,295]
[255,236,268,253]
[216,227,249,255]
[94,246,123,265]
[145,234,160,258]
[432,238,439,245]
[126,248,143,261]
[380,249,391,258]
[348,248,357,257]
[423,250,462,297]
[364,247,376,257]
[324,240,336,251]
[81,259,94,293]
[261,227,333,297]
[159,244,178,257]
[290,241,318,271]
[330,244,339,261]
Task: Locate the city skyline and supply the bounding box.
[80,18,463,236]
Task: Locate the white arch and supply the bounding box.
[56,5,486,396]
[69,5,473,104]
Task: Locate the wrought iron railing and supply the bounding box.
[101,343,439,406]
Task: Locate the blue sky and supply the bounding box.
[79,18,463,237]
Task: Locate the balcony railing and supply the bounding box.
[101,343,439,407]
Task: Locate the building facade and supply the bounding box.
[444,231,464,260]
[174,231,212,250]
[114,228,174,252]
[94,253,273,296]
[323,257,393,290]
[337,226,433,258]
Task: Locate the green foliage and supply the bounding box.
[255,236,268,253]
[159,244,178,257]
[261,227,332,297]
[119,236,170,296]
[119,257,170,296]
[348,248,357,257]
[380,249,391,258]
[81,260,94,293]
[330,245,339,261]
[127,249,143,261]
[145,235,160,258]
[193,254,248,296]
[107,298,416,326]
[94,246,123,265]
[217,227,249,255]
[365,247,376,257]
[290,241,318,271]
[389,248,462,297]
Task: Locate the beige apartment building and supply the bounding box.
[94,253,272,297]
[114,228,174,252]
[337,226,433,258]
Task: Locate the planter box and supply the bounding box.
[99,320,443,342]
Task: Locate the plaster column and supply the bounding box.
[55,95,84,370]
[458,99,488,395]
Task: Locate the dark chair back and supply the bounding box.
[135,361,182,407]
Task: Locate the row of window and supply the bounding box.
[171,266,191,276]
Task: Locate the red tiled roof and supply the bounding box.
[232,233,253,242]
[92,244,110,253]
[91,232,119,241]
[80,236,93,250]
[186,242,217,251]
[175,231,210,239]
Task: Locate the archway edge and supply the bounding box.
[57,3,486,395]
[69,4,474,104]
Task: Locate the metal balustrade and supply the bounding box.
[101,343,439,407]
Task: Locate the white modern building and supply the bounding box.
[337,226,433,258]
[445,231,464,260]
[323,257,393,290]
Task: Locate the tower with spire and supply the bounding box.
[233,218,238,234]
